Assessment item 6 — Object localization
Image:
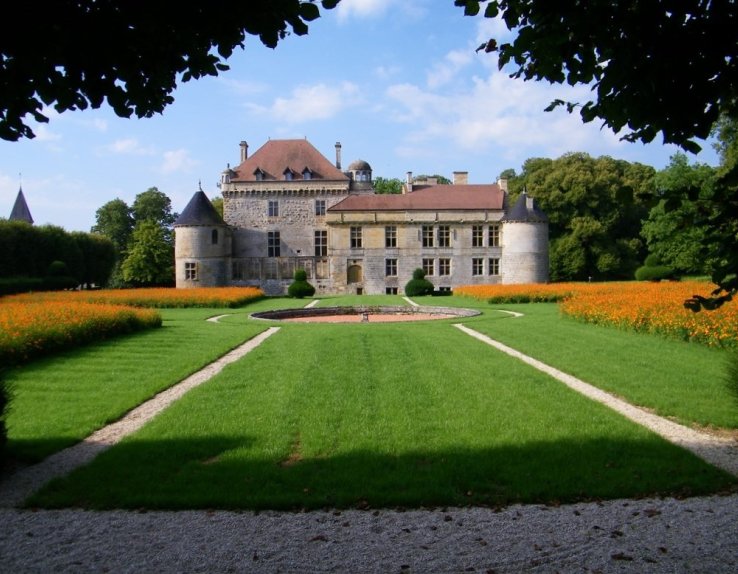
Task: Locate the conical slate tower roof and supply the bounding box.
[501,192,547,223]
[174,190,225,226]
[9,187,33,224]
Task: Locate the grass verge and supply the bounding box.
[438,298,738,429]
[29,321,735,510]
[3,298,305,463]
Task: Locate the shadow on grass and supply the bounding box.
[25,434,737,511]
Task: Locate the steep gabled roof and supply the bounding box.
[175,190,225,226]
[9,187,33,224]
[329,184,504,212]
[501,192,548,222]
[231,139,348,182]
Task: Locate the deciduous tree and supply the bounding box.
[122,221,175,286]
[0,1,340,141]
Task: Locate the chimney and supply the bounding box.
[405,171,413,194]
[453,171,468,185]
[497,177,508,192]
[335,142,342,170]
[239,141,248,163]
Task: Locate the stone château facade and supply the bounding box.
[174,138,548,294]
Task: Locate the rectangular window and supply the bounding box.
[385,258,397,277]
[472,257,484,276]
[268,200,279,217]
[422,225,434,247]
[437,225,450,247]
[422,258,435,276]
[385,287,398,295]
[315,199,326,216]
[489,257,500,276]
[438,258,451,276]
[350,226,362,249]
[489,223,500,247]
[385,226,397,248]
[314,230,327,256]
[184,262,197,281]
[472,225,484,247]
[267,231,280,257]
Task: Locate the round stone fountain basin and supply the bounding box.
[250,305,480,323]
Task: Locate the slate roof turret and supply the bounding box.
[501,192,548,223]
[9,187,33,224]
[175,189,225,226]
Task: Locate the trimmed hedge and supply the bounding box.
[635,265,678,282]
[288,268,316,299]
[404,268,434,297]
[635,254,677,282]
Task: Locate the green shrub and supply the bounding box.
[404,268,434,297]
[644,254,662,267]
[635,265,677,282]
[0,276,44,296]
[635,253,677,282]
[288,268,315,299]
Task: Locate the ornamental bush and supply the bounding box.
[288,268,315,299]
[635,254,677,282]
[404,268,434,297]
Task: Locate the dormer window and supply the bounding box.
[302,167,313,180]
[254,168,265,181]
[283,168,294,181]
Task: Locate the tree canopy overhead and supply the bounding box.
[0,0,339,141]
[456,0,738,153]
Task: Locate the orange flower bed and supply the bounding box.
[0,301,161,364]
[560,281,737,348]
[455,281,737,348]
[454,283,595,303]
[6,286,264,309]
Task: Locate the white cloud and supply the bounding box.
[218,77,269,96]
[335,0,394,22]
[83,118,109,132]
[160,149,199,174]
[385,67,626,166]
[33,124,62,142]
[106,138,156,156]
[247,82,362,123]
[374,64,402,81]
[426,49,474,89]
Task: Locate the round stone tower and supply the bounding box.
[500,192,549,284]
[174,187,231,288]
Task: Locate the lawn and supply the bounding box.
[3,297,306,463]
[28,311,736,510]
[426,297,738,429]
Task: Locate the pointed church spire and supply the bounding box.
[9,186,33,224]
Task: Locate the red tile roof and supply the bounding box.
[329,184,505,211]
[231,139,349,182]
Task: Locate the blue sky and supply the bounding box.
[0,0,721,232]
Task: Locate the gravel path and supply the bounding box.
[1,313,737,572]
[1,495,737,572]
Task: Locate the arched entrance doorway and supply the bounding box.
[347,264,363,284]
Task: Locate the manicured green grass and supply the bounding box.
[438,297,738,429]
[30,321,734,510]
[3,299,305,463]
